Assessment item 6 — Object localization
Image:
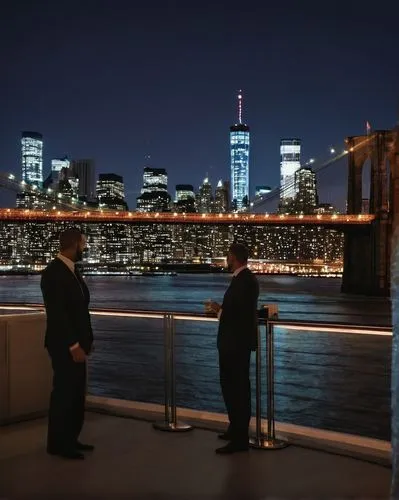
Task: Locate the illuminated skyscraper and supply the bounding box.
[294,167,318,214]
[51,157,70,174]
[175,184,196,212]
[214,180,229,212]
[43,156,70,190]
[96,173,128,211]
[175,184,195,202]
[280,138,301,203]
[230,91,250,211]
[136,167,170,212]
[70,159,96,201]
[21,131,43,186]
[141,167,167,194]
[197,177,213,213]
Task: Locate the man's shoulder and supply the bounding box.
[42,258,65,278]
[239,268,257,281]
[44,257,63,270]
[238,268,259,289]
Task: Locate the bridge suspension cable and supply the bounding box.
[0,172,100,212]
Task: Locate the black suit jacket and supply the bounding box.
[41,258,93,355]
[217,268,259,351]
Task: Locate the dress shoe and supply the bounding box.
[215,442,249,454]
[47,448,85,460]
[218,432,232,441]
[75,441,95,452]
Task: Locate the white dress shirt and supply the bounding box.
[56,253,75,274]
[232,264,248,278]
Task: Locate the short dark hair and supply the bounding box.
[229,243,249,264]
[60,228,83,251]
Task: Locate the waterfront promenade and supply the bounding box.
[0,413,391,499]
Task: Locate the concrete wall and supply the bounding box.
[0,312,52,424]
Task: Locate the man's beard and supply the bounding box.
[75,249,83,262]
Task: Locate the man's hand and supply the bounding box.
[70,344,86,363]
[209,302,221,315]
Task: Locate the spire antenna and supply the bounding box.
[238,90,243,124]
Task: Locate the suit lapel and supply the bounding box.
[56,259,88,302]
[74,267,89,302]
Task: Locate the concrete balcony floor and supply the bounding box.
[0,412,391,499]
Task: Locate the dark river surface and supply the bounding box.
[0,274,391,440]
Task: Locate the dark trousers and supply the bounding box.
[218,348,252,444]
[47,350,86,452]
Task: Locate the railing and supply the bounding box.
[0,303,392,453]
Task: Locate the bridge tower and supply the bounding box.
[342,128,399,296]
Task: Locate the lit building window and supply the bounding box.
[280,138,301,204]
[21,131,43,187]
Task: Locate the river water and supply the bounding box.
[0,274,392,440]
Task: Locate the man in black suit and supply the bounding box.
[209,243,259,454]
[41,228,94,460]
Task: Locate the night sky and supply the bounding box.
[1,0,398,210]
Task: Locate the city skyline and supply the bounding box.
[1,2,398,210]
[2,121,388,213]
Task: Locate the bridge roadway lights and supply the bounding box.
[0,209,376,226]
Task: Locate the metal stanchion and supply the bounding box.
[153,314,193,432]
[249,323,264,448]
[153,314,172,430]
[250,320,288,450]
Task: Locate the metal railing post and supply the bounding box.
[154,313,172,430]
[170,313,177,425]
[249,324,263,448]
[255,324,262,443]
[250,320,288,450]
[153,314,193,432]
[166,313,173,425]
